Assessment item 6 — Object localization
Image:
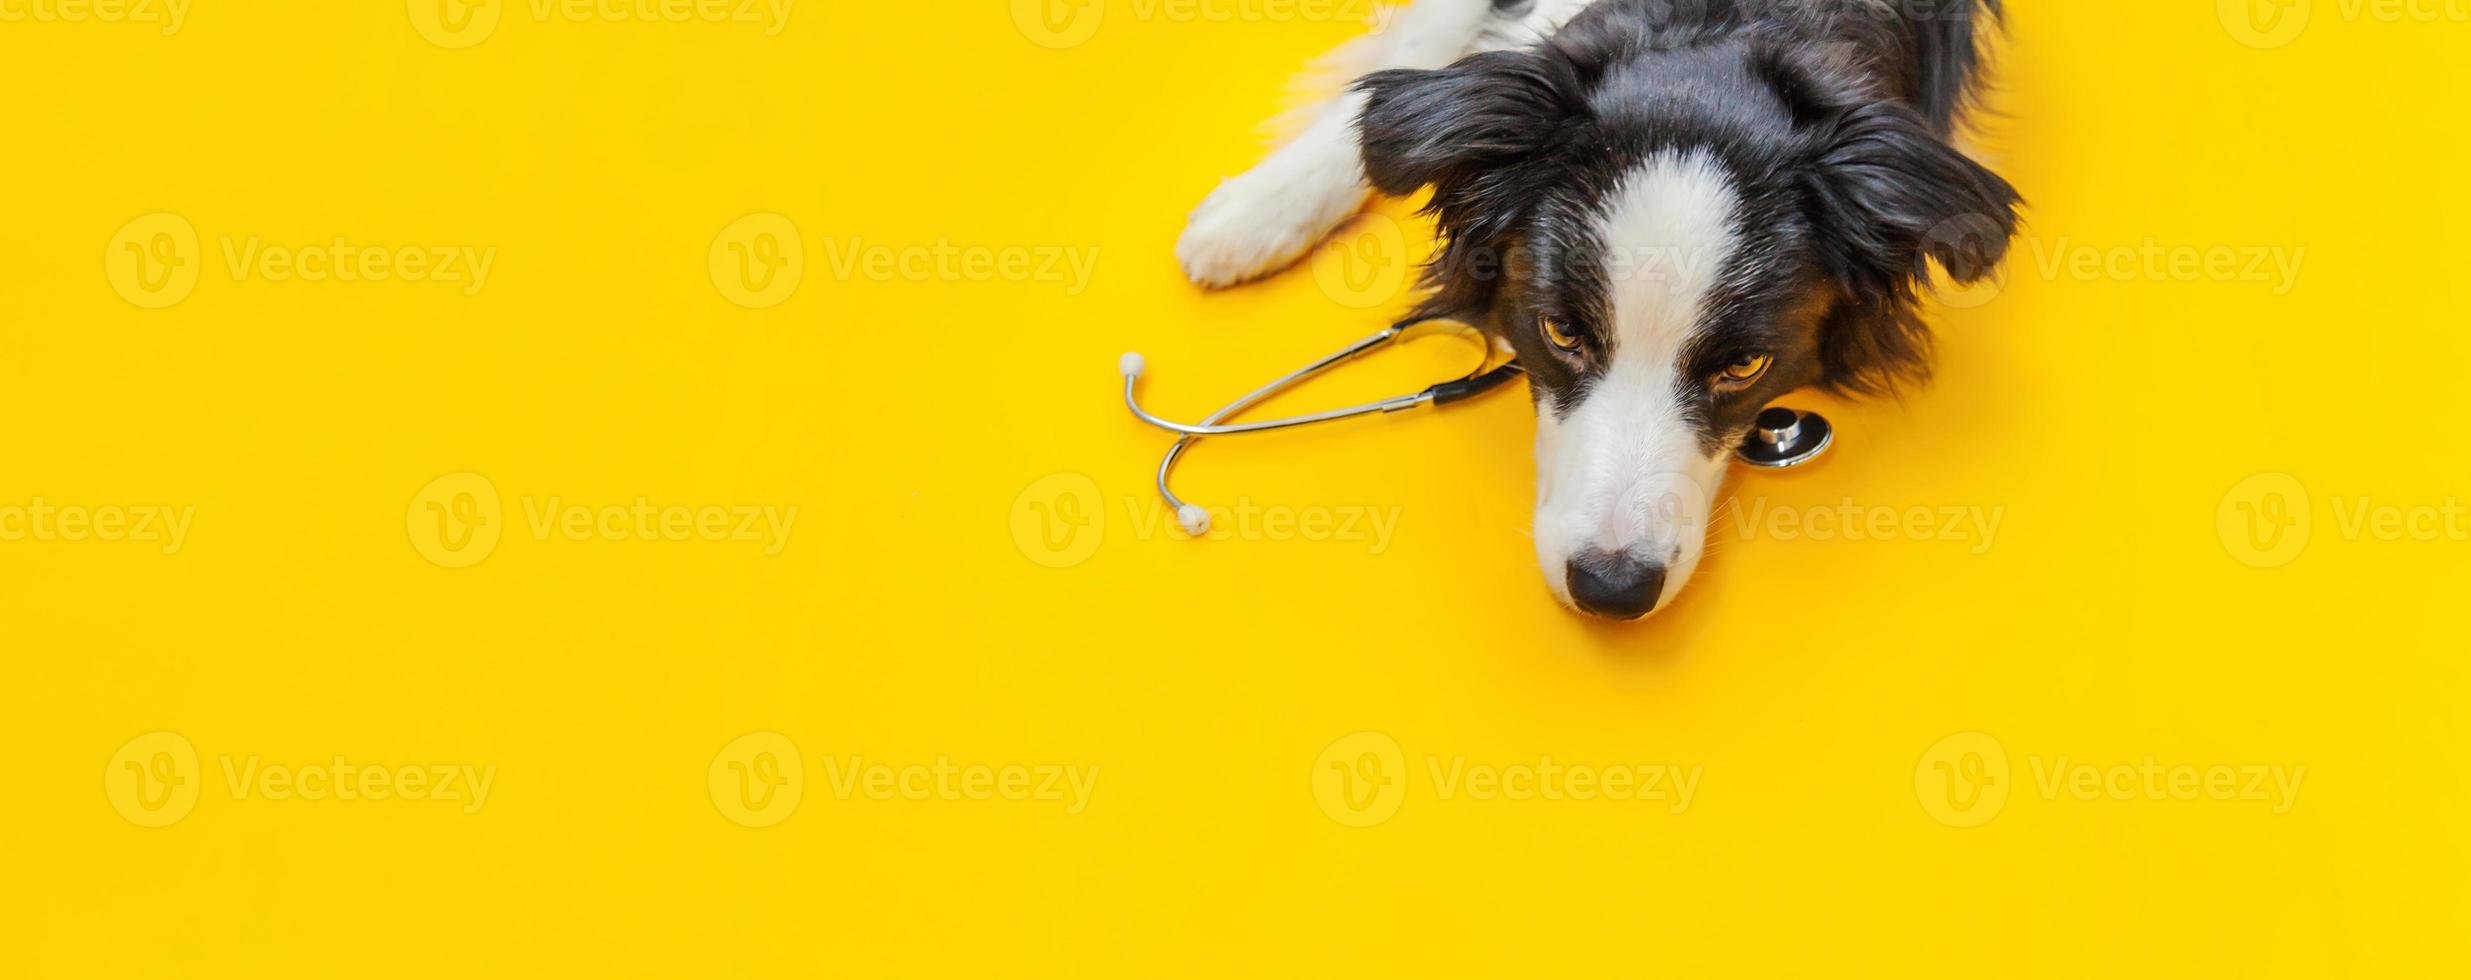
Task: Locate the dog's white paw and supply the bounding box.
[1176,168,1366,289]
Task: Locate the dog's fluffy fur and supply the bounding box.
[1177,0,2021,620]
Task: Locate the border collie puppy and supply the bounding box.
[1175,0,2021,620]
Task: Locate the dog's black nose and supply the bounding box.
[1566,552,1668,621]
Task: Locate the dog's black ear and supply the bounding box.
[1796,101,2019,392]
[1802,101,2020,298]
[1356,51,1572,196]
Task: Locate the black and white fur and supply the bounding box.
[1176,0,2020,621]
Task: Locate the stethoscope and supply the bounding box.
[1120,316,1833,534]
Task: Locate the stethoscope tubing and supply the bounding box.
[1117,325,1436,438]
[1121,319,1519,533]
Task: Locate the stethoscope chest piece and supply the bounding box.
[1735,407,1833,468]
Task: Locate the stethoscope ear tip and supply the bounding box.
[1177,504,1211,537]
[1119,352,1147,379]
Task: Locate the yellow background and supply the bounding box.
[5,1,2467,975]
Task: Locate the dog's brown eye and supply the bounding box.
[1715,354,1773,388]
[1540,317,1585,354]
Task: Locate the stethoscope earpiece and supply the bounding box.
[1176,504,1211,536]
[1735,406,1833,468]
